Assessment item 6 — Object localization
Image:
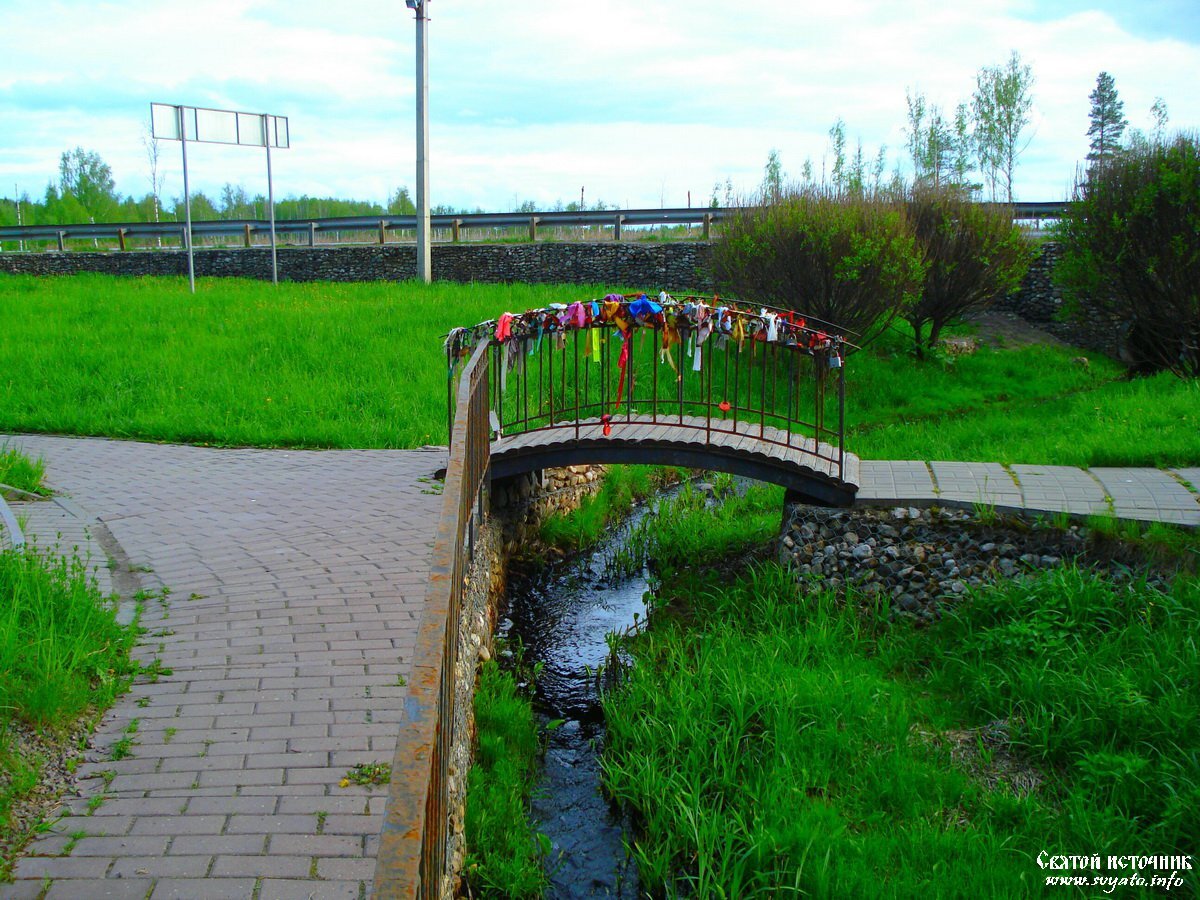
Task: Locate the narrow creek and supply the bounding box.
[497,497,669,898]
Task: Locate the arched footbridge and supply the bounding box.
[445,293,860,507]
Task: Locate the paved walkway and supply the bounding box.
[857,460,1200,527]
[2,437,1197,900]
[1,435,444,900]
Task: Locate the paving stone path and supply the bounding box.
[1,435,445,900]
[857,460,1200,527]
[1,436,1196,900]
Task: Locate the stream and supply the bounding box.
[498,500,664,898]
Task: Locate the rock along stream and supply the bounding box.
[498,499,666,898]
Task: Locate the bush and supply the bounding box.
[1055,132,1200,377]
[711,189,925,350]
[904,186,1034,358]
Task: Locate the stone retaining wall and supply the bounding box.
[442,465,603,896]
[999,241,1123,357]
[2,237,1126,358]
[0,243,714,291]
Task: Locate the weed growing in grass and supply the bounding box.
[109,720,140,761]
[338,763,391,789]
[464,658,550,898]
[0,445,47,497]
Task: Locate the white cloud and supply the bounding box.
[0,0,1197,210]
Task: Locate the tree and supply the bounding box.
[828,119,847,192]
[58,147,119,221]
[388,187,416,215]
[1086,71,1127,164]
[973,51,1035,202]
[904,185,1034,358]
[950,103,978,195]
[906,90,952,188]
[1055,132,1200,377]
[1150,97,1169,144]
[711,187,925,351]
[762,149,784,203]
[141,125,165,229]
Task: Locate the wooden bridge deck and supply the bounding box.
[490,415,860,507]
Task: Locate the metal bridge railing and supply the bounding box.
[374,338,490,899]
[449,294,852,483]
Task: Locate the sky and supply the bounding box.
[2,0,1198,213]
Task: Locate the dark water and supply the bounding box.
[499,509,658,898]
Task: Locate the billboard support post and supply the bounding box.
[263,114,278,285]
[152,102,289,292]
[178,106,195,293]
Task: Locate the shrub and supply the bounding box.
[1055,132,1200,377]
[711,189,925,350]
[904,186,1034,358]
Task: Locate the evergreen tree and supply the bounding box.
[1087,71,1127,163]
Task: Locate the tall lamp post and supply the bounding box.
[406,0,432,283]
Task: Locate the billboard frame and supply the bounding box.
[151,103,290,291]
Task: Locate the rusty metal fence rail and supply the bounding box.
[374,339,490,899]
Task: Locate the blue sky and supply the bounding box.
[1,0,1198,212]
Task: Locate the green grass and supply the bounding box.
[538,465,688,551]
[463,658,549,898]
[843,322,1199,466]
[0,546,141,865]
[2,273,1196,467]
[0,549,140,726]
[0,274,613,449]
[0,446,45,497]
[602,561,1199,898]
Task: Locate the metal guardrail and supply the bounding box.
[374,338,490,899]
[0,201,1069,249]
[0,493,26,551]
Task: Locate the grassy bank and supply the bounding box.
[0,547,142,870]
[0,447,45,497]
[463,658,549,897]
[603,556,1199,897]
[2,274,1196,466]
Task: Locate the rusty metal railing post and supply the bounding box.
[375,339,490,899]
[838,354,846,480]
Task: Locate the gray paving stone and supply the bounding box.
[259,880,363,900]
[316,856,378,880]
[45,881,154,900]
[1092,468,1200,524]
[151,878,258,899]
[108,855,213,878]
[211,855,312,877]
[1171,468,1200,493]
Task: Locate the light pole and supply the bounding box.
[406,0,432,283]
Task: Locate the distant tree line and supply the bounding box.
[0,147,613,230]
[714,65,1196,379]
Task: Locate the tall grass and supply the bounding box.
[463,658,549,898]
[884,568,1200,854]
[2,273,1195,464]
[0,546,141,856]
[0,446,45,496]
[0,274,612,449]
[603,562,1199,897]
[0,549,140,726]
